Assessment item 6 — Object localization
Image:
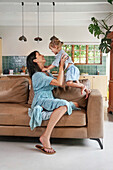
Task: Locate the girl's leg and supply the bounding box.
[84,88,91,99]
[66,80,86,94]
[40,105,67,153]
[66,80,91,99]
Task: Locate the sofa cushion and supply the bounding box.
[42,109,86,127]
[28,79,90,107]
[0,103,30,125]
[0,78,29,103]
[0,103,86,127]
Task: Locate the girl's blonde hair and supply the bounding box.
[49,36,64,49]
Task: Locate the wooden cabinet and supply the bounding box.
[109,81,113,112]
[79,75,93,88]
[92,76,107,99]
[0,38,2,74]
[79,75,107,100]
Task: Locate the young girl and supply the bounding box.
[42,36,90,99]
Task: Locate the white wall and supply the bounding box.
[0,25,100,56]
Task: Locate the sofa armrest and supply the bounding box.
[87,89,104,138]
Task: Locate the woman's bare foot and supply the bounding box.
[39,135,55,153]
[73,102,79,108]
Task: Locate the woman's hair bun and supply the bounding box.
[49,36,63,48]
[50,36,59,41]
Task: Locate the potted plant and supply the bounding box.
[88,0,113,53]
[108,0,113,4]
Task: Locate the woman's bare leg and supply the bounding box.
[73,101,79,107]
[40,106,67,153]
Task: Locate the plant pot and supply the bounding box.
[107,31,113,48]
[107,31,113,40]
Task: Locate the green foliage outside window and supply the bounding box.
[62,45,72,57]
[63,44,101,65]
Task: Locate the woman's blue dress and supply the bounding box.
[28,72,80,130]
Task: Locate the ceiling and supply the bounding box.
[0,0,113,26]
[0,0,109,2]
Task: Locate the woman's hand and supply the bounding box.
[59,54,69,68]
[50,54,68,87]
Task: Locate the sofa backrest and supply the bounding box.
[53,86,88,108]
[28,79,90,108]
[0,78,29,103]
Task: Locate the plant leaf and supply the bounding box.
[102,20,109,30]
[88,23,104,39]
[107,0,113,4]
[88,24,94,34]
[99,38,112,53]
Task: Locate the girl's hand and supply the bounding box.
[60,53,69,68]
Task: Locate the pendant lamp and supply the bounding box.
[50,2,55,40]
[19,2,27,42]
[34,2,42,41]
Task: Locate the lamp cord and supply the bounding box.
[37,2,39,37]
[53,2,55,36]
[22,2,24,36]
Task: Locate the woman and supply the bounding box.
[27,51,80,154]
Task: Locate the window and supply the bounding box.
[63,45,72,57]
[62,45,102,65]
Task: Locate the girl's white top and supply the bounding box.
[52,49,73,70]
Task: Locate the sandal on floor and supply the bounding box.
[35,144,56,155]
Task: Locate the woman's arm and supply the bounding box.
[50,55,67,86]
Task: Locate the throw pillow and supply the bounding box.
[0,78,29,103]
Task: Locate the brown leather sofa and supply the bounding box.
[0,77,104,149]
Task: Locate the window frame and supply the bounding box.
[63,44,102,65]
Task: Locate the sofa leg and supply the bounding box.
[90,138,103,149]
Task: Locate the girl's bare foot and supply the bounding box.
[81,85,86,95]
[85,89,91,99]
[39,135,55,153]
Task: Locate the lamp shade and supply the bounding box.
[19,35,27,41]
[34,37,42,41]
